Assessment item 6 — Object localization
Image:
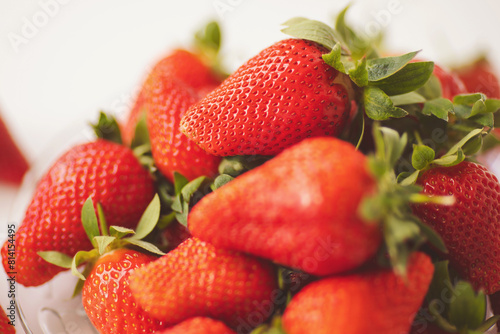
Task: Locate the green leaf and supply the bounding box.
[348,58,369,87]
[334,5,369,58]
[384,214,421,276]
[130,111,151,149]
[369,61,434,96]
[364,86,408,120]
[469,112,494,127]
[125,239,165,256]
[94,235,116,255]
[81,197,100,247]
[453,93,486,106]
[211,174,234,191]
[417,74,442,100]
[130,194,160,240]
[366,51,419,81]
[390,92,426,106]
[322,43,346,73]
[485,98,500,114]
[281,17,338,50]
[109,225,135,239]
[449,281,486,330]
[156,212,176,230]
[173,172,189,195]
[71,249,98,281]
[379,127,408,168]
[411,144,435,170]
[432,149,465,167]
[195,21,221,55]
[398,170,420,186]
[422,98,454,121]
[97,203,108,237]
[181,176,207,201]
[38,251,73,268]
[445,128,484,157]
[91,111,123,144]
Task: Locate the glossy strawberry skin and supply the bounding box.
[145,73,221,182]
[0,306,15,334]
[282,252,434,334]
[129,237,278,331]
[189,137,381,276]
[180,38,353,156]
[122,49,221,145]
[412,161,500,294]
[454,58,500,99]
[1,139,155,287]
[155,317,235,334]
[0,114,28,185]
[82,249,166,334]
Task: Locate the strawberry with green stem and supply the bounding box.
[0,306,15,334]
[40,195,167,334]
[188,125,451,279]
[1,114,155,287]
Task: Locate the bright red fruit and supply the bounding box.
[282,252,434,334]
[433,64,467,100]
[188,137,381,276]
[128,237,278,332]
[0,114,28,185]
[180,38,353,156]
[145,71,221,182]
[412,161,500,294]
[0,306,15,334]
[454,57,500,99]
[82,249,166,334]
[155,317,235,334]
[1,139,155,287]
[122,49,221,145]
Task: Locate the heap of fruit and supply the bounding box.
[5,8,500,334]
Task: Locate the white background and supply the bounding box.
[1,0,500,332]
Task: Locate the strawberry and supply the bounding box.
[411,161,500,294]
[0,306,15,334]
[1,139,155,287]
[128,237,278,332]
[159,220,191,251]
[282,252,434,334]
[453,57,500,99]
[155,317,235,334]
[145,67,221,182]
[82,248,166,334]
[188,136,381,276]
[0,113,28,185]
[180,38,353,156]
[122,49,221,146]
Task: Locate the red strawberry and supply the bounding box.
[453,57,500,99]
[128,237,278,332]
[0,113,28,185]
[159,221,191,251]
[432,64,467,100]
[145,70,221,182]
[82,248,166,333]
[122,49,221,146]
[282,252,434,334]
[188,137,381,276]
[155,317,235,334]
[412,161,500,294]
[180,38,354,156]
[1,139,155,287]
[0,306,15,334]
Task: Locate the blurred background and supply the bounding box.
[1,0,500,331]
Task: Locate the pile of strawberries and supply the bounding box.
[4,9,500,334]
